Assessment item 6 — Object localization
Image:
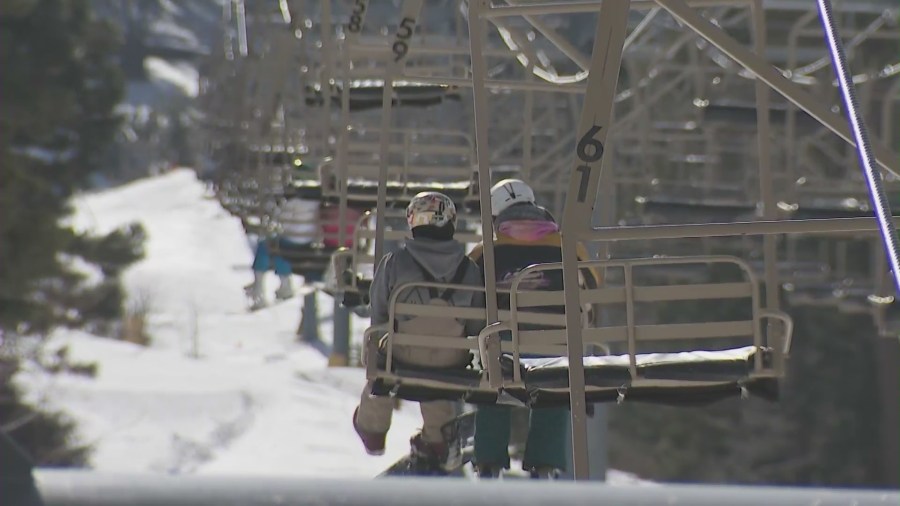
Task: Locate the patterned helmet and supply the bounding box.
[406,192,457,229]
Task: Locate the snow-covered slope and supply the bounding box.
[17,169,419,477]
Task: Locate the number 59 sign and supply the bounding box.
[574,125,604,203]
[392,17,416,62]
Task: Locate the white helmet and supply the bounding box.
[406,192,457,229]
[490,178,535,216]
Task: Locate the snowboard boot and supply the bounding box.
[274,274,294,300]
[439,416,464,471]
[352,407,386,456]
[409,433,450,475]
[246,271,266,310]
[527,466,560,480]
[476,464,502,479]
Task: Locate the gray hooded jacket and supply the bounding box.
[370,237,484,337]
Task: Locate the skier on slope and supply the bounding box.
[468,179,600,479]
[352,192,484,473]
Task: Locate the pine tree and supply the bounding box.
[0,0,146,467]
[0,0,131,334]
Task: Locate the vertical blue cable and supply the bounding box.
[817,0,900,294]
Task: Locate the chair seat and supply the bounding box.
[500,345,778,407]
[370,365,495,404]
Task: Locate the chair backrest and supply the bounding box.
[318,127,476,200]
[498,256,790,382]
[366,281,488,379]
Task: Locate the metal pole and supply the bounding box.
[561,404,607,481]
[581,216,900,242]
[234,0,248,57]
[319,0,334,152]
[816,0,900,294]
[320,0,350,366]
[467,0,500,329]
[337,0,369,253]
[751,0,781,318]
[522,63,535,181]
[578,158,612,482]
[559,0,630,480]
[481,0,751,17]
[502,0,592,71]
[300,290,320,343]
[623,7,660,50]
[398,74,590,93]
[374,0,423,267]
[332,298,351,366]
[784,10,818,204]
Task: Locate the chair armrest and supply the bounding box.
[478,322,513,389]
[759,310,794,355]
[363,324,389,380]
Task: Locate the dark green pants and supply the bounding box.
[473,404,569,470]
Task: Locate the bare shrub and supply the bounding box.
[120,289,153,346]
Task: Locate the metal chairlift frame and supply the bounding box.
[316,0,491,266]
[464,0,900,479]
[197,0,900,480]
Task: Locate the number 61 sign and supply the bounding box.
[574,125,604,203]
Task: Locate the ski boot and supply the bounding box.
[439,417,465,472]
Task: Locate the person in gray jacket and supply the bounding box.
[353,191,484,471]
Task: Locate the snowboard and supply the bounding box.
[377,410,476,478]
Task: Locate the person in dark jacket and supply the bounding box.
[353,192,484,472]
[469,179,600,479]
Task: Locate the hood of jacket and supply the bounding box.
[403,237,467,280]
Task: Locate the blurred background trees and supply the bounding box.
[0,0,145,467]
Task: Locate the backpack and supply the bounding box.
[389,254,473,369]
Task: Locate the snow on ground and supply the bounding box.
[18,169,417,478]
[16,169,648,483]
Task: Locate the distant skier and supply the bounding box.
[353,192,484,473]
[246,197,319,310]
[468,179,600,479]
